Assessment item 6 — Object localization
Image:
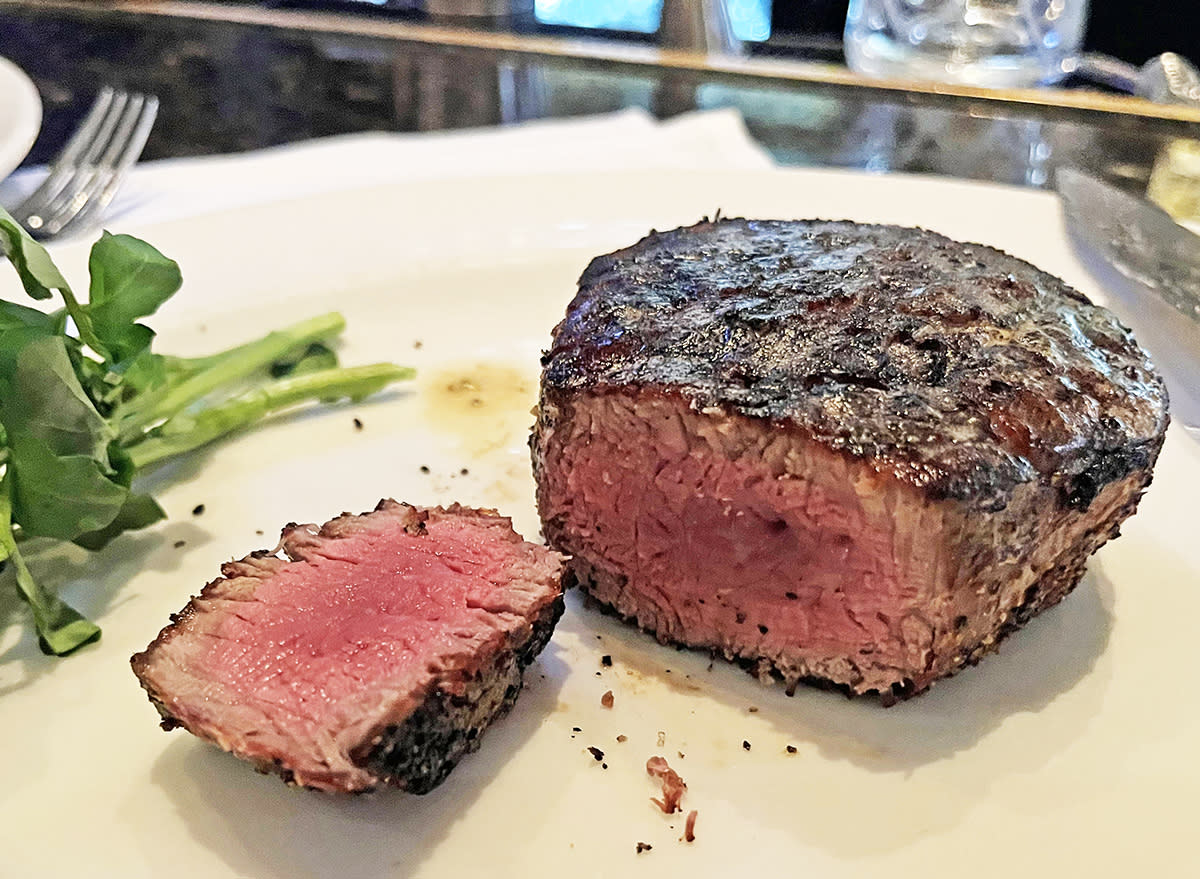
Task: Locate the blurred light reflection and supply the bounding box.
[534,0,770,41]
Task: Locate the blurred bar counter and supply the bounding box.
[2,0,1199,193]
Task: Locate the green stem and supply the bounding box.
[57,287,108,359]
[127,363,414,470]
[161,327,312,377]
[115,312,347,443]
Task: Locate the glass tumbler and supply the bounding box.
[844,0,1090,89]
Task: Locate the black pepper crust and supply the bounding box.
[354,591,565,794]
[541,219,1169,510]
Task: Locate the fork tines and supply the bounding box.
[11,87,159,241]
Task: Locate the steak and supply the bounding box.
[531,219,1168,701]
[131,501,565,792]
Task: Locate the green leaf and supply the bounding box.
[73,491,166,551]
[0,206,72,301]
[65,341,122,417]
[106,438,137,487]
[105,322,156,366]
[0,474,100,655]
[121,345,167,387]
[7,436,129,540]
[87,233,182,362]
[67,337,169,420]
[0,329,115,461]
[0,300,56,333]
[0,330,128,541]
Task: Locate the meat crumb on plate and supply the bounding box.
[646,755,687,814]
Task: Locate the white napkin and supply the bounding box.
[0,107,775,230]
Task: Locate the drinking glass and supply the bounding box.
[844,0,1090,88]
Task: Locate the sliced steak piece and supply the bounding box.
[532,219,1168,701]
[131,501,565,793]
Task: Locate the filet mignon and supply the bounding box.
[531,219,1168,701]
[131,501,565,792]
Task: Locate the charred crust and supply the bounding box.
[355,592,564,793]
[402,509,430,537]
[1061,441,1159,510]
[559,565,581,591]
[880,679,917,707]
[167,605,195,625]
[541,219,1169,509]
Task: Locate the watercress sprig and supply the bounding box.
[0,208,413,654]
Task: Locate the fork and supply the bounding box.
[9,87,159,241]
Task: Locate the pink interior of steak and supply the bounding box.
[136,504,562,791]
[538,390,1146,696]
[539,392,952,690]
[202,521,524,716]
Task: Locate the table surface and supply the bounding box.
[3,7,1200,877]
[2,0,1199,195]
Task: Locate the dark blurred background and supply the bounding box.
[276,1,1200,68]
[770,1,1200,67]
[7,0,1199,179]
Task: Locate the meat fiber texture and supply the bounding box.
[132,501,565,793]
[532,219,1169,702]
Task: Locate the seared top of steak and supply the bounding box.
[542,219,1169,510]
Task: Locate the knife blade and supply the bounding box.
[1055,167,1200,326]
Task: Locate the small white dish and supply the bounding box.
[0,54,41,182]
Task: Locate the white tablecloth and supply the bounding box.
[0,108,775,231]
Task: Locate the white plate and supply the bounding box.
[2,168,1198,878]
[0,55,40,181]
